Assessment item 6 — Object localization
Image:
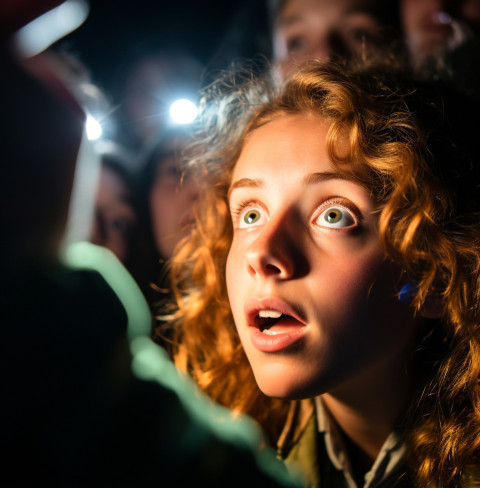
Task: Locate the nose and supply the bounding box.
[245,211,308,280]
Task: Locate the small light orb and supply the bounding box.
[169,99,198,124]
[86,115,102,140]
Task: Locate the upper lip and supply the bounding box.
[245,296,306,329]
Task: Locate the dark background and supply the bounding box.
[63,0,273,94]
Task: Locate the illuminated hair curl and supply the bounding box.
[166,61,480,486]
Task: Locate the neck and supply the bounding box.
[320,354,411,466]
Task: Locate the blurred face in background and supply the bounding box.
[90,165,137,263]
[273,0,389,79]
[401,0,480,67]
[149,139,200,259]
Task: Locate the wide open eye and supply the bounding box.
[316,205,356,229]
[239,207,267,228]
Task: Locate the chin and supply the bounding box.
[253,367,322,401]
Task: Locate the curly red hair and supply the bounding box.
[164,61,480,487]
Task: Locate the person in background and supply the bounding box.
[165,60,480,487]
[90,141,138,265]
[399,0,480,102]
[268,0,480,98]
[112,48,204,326]
[400,0,480,69]
[269,0,401,80]
[129,127,201,327]
[27,47,139,257]
[148,134,200,262]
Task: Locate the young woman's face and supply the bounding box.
[226,115,417,400]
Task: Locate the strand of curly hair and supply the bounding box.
[164,62,480,487]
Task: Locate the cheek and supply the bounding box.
[322,255,412,349]
[226,248,240,311]
[310,245,396,327]
[150,189,173,225]
[329,254,391,312]
[109,239,127,263]
[173,189,193,213]
[225,244,246,329]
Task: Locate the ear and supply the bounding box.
[419,296,444,319]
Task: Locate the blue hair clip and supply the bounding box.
[398,282,417,304]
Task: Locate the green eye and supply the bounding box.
[243,210,261,225]
[324,208,343,224]
[317,205,356,229]
[238,207,266,228]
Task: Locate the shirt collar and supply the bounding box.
[315,397,406,488]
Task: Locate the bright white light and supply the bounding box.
[86,115,102,140]
[169,99,198,124]
[15,0,89,58]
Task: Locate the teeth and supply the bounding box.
[258,310,282,319]
[261,328,282,335]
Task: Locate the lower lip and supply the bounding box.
[248,326,307,353]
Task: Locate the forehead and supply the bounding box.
[277,0,378,26]
[233,115,332,178]
[231,114,374,195]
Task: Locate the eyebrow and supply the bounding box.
[227,177,264,200]
[302,171,354,185]
[279,3,381,30]
[228,171,357,200]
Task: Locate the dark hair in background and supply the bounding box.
[127,126,194,315]
[97,140,136,190]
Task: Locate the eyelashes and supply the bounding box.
[230,197,362,230]
[230,199,268,229]
[313,197,361,230]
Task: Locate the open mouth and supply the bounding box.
[245,298,307,353]
[255,310,304,335]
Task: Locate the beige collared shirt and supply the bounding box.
[277,398,409,488]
